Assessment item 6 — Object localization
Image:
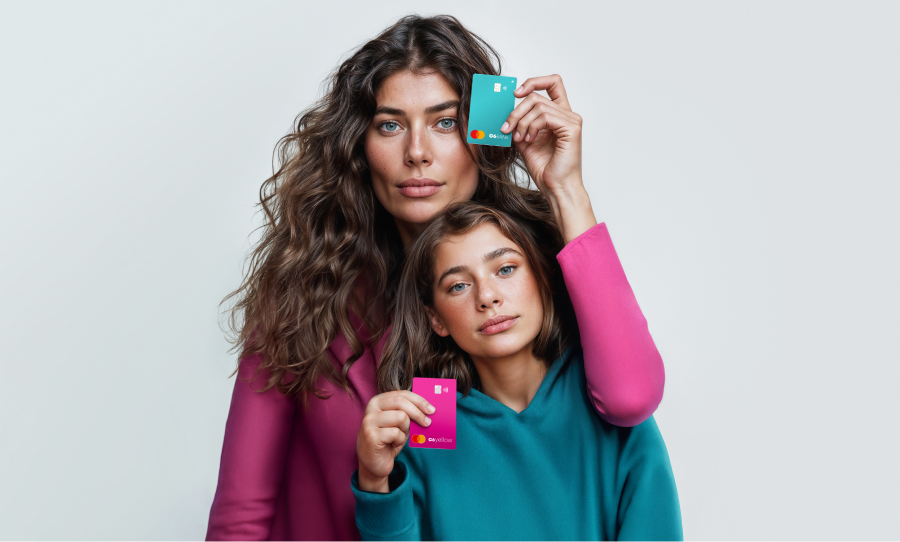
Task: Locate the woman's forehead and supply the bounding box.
[375,70,459,111]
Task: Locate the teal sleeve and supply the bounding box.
[351,461,420,541]
[615,418,683,541]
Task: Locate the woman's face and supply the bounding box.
[365,70,480,245]
[426,223,544,362]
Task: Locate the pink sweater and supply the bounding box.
[205,223,665,540]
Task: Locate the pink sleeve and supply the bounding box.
[556,223,665,427]
[206,353,296,540]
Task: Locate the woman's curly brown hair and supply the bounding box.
[221,14,566,408]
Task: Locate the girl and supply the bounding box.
[207,14,666,540]
[353,202,682,541]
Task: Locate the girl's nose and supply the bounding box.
[478,284,502,309]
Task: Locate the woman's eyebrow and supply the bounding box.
[425,99,460,114]
[374,100,460,116]
[436,247,524,286]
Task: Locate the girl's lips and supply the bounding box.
[479,317,518,335]
[398,185,442,197]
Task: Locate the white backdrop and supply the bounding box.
[1,1,898,539]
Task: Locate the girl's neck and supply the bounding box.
[470,345,547,414]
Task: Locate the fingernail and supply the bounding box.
[525,132,531,142]
[501,122,509,132]
[424,417,432,425]
[514,131,522,141]
[427,405,435,413]
[516,86,524,94]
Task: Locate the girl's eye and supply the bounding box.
[437,118,457,130]
[450,283,467,293]
[499,265,515,276]
[380,121,400,132]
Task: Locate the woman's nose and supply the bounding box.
[405,126,433,165]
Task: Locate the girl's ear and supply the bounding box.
[425,306,450,337]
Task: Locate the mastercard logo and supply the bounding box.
[412,434,426,444]
[469,129,485,140]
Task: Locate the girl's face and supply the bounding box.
[426,223,544,362]
[364,70,480,244]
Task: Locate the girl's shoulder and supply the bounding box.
[552,341,585,380]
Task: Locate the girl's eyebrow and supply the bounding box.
[374,100,460,116]
[436,246,524,286]
[482,247,523,263]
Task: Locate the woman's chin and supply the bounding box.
[394,201,453,225]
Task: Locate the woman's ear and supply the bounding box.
[425,306,450,337]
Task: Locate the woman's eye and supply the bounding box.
[450,283,467,293]
[499,266,515,276]
[381,121,400,132]
[438,118,457,130]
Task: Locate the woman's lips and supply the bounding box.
[480,317,518,335]
[397,178,442,198]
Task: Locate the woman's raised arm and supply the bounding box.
[502,74,665,426]
[206,353,296,540]
[556,222,665,426]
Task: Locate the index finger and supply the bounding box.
[514,74,571,111]
[373,390,436,427]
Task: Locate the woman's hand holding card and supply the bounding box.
[501,74,597,243]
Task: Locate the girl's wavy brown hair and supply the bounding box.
[378,202,577,396]
[222,14,563,408]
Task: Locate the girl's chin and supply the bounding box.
[470,338,534,360]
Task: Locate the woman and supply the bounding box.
[352,202,682,540]
[206,14,665,541]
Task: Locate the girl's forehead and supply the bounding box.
[438,222,506,248]
[432,223,521,266]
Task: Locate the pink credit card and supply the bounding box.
[409,377,456,450]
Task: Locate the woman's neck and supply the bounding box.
[395,217,425,249]
[469,346,547,414]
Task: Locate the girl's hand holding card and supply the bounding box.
[356,391,435,493]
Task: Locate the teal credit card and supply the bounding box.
[467,74,517,147]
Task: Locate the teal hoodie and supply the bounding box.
[351,345,682,540]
